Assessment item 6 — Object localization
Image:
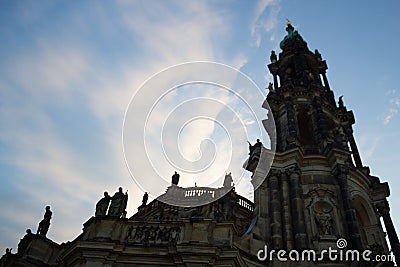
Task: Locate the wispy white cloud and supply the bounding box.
[381,95,400,125]
[101,2,265,200]
[8,43,90,95]
[117,1,228,64]
[385,89,396,96]
[384,108,398,125]
[251,0,280,47]
[390,98,400,107]
[123,64,262,197]
[358,134,381,162]
[0,89,138,244]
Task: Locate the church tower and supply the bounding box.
[247,21,400,265]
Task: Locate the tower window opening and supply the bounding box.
[297,108,314,145]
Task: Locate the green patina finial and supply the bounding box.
[286,19,294,31]
[279,20,302,49]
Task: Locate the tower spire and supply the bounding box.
[246,25,400,262]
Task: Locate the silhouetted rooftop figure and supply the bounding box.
[172,171,180,186]
[17,229,33,255]
[95,191,111,216]
[108,187,128,217]
[223,172,233,188]
[338,95,345,109]
[267,82,274,92]
[37,206,52,237]
[246,139,263,173]
[248,139,262,158]
[315,49,322,61]
[270,50,277,63]
[142,192,149,207]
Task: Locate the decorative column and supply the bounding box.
[269,169,283,249]
[313,97,328,143]
[343,126,363,168]
[334,164,363,249]
[287,165,307,249]
[284,97,298,149]
[254,182,270,241]
[281,171,294,250]
[376,200,400,264]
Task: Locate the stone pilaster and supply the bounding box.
[376,200,400,265]
[343,126,362,168]
[281,171,294,250]
[334,164,363,249]
[313,97,328,142]
[284,97,298,149]
[254,182,270,241]
[269,169,283,249]
[287,165,307,249]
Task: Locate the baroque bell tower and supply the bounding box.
[247,22,400,265]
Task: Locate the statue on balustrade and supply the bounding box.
[223,172,233,188]
[245,139,263,172]
[141,192,149,207]
[171,171,180,186]
[95,191,111,216]
[248,139,262,159]
[17,229,33,255]
[37,206,52,237]
[107,187,128,217]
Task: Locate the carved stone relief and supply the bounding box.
[306,187,341,240]
[126,224,181,246]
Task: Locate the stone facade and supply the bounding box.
[1,190,259,267]
[1,23,399,267]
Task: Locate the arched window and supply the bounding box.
[297,106,314,145]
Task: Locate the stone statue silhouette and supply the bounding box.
[37,206,52,237]
[267,82,274,92]
[338,95,345,109]
[223,172,233,188]
[248,139,262,158]
[270,50,277,63]
[142,192,149,207]
[171,171,180,186]
[95,192,111,216]
[18,229,33,255]
[245,139,263,172]
[107,187,128,217]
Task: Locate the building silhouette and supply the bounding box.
[1,22,399,267]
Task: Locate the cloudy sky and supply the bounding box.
[1,0,400,254]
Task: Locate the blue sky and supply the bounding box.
[1,0,400,254]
